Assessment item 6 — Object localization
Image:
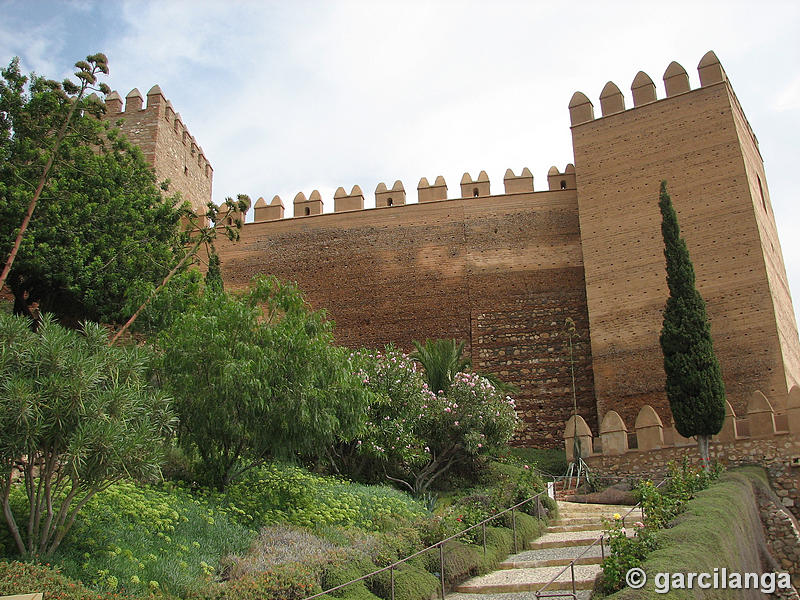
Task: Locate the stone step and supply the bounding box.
[551,516,603,526]
[527,530,605,550]
[500,544,603,569]
[454,563,602,593]
[447,591,592,600]
[547,523,604,533]
[499,554,602,569]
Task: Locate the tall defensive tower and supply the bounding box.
[103,86,213,214]
[570,51,800,429]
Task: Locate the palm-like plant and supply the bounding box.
[411,339,471,394]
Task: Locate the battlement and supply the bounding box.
[103,85,213,213]
[565,386,800,461]
[567,51,759,147]
[250,164,575,223]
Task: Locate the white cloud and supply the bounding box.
[3,0,800,328]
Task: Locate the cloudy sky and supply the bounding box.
[1,0,799,320]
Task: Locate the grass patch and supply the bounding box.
[508,448,567,476]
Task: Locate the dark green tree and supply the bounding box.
[658,180,726,468]
[0,313,175,557]
[0,56,186,324]
[156,275,372,490]
[204,250,224,292]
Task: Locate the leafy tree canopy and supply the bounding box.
[155,275,373,490]
[0,57,184,324]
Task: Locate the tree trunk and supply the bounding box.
[697,434,711,471]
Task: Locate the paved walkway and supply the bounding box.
[451,501,641,598]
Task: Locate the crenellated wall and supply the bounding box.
[103,86,213,214]
[204,50,800,449]
[215,166,596,446]
[564,386,800,519]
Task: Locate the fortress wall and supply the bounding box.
[571,69,792,430]
[727,89,800,393]
[215,189,596,446]
[103,87,213,214]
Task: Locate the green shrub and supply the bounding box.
[599,459,724,594]
[0,560,129,599]
[224,464,427,531]
[320,556,380,600]
[191,562,319,600]
[369,563,439,600]
[50,480,253,598]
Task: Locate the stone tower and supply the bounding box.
[103,85,213,214]
[570,51,800,429]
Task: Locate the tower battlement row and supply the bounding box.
[102,85,213,213]
[568,50,730,125]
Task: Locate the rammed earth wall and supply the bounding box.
[215,188,596,447]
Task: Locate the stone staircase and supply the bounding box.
[448,500,641,600]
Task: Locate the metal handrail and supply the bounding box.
[304,488,550,600]
[533,478,668,599]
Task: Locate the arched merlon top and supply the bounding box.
[634,404,663,429]
[631,71,657,106]
[124,88,144,112]
[698,50,726,86]
[564,414,592,438]
[334,185,364,212]
[600,81,625,116]
[567,52,727,125]
[376,180,406,207]
[600,410,627,434]
[547,164,576,191]
[568,91,594,126]
[503,168,533,194]
[663,61,690,97]
[418,175,448,203]
[460,170,490,198]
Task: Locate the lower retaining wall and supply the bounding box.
[605,468,798,599]
[585,435,800,521]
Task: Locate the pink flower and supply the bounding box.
[524,465,530,470]
[634,521,644,528]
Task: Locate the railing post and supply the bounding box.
[571,561,576,596]
[601,534,605,560]
[535,496,540,520]
[512,508,517,553]
[482,522,486,556]
[439,542,446,599]
[390,565,395,600]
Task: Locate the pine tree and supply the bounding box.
[658,180,726,468]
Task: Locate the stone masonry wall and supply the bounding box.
[215,188,596,446]
[103,87,213,214]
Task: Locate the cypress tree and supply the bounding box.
[658,180,726,468]
[205,250,224,292]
